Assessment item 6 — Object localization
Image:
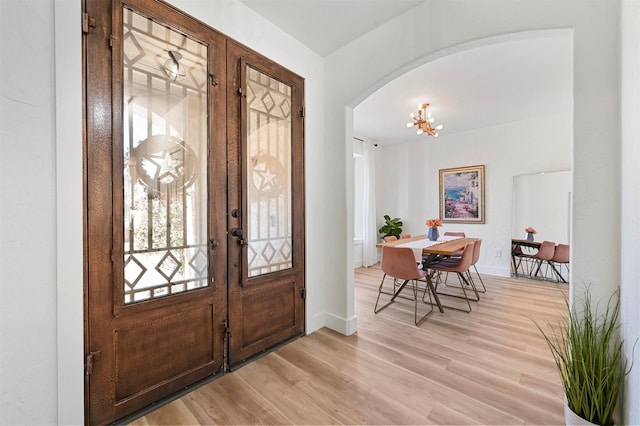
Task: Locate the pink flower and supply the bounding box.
[426,219,443,228]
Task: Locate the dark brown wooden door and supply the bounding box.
[226,41,306,365]
[84,0,227,423]
[85,0,305,423]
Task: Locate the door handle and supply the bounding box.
[231,228,246,246]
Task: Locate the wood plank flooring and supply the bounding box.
[130,267,568,425]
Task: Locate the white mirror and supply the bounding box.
[512,171,571,244]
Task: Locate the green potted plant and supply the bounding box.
[535,289,632,426]
[378,215,403,241]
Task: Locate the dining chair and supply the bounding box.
[428,242,478,312]
[444,231,466,237]
[531,241,556,279]
[550,243,569,283]
[511,242,538,277]
[439,231,466,283]
[384,235,398,242]
[375,246,435,325]
[401,234,412,239]
[468,239,486,293]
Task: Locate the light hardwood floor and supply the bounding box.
[130,267,568,425]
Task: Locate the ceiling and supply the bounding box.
[237,0,572,145]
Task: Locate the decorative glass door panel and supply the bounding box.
[246,66,293,277]
[123,7,209,303]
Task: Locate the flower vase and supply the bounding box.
[526,232,534,241]
[428,227,439,241]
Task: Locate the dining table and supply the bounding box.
[377,235,480,313]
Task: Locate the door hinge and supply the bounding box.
[299,287,306,299]
[299,106,305,118]
[110,249,116,263]
[209,239,219,250]
[85,351,101,376]
[209,73,218,86]
[81,13,96,34]
[237,87,247,98]
[109,35,116,48]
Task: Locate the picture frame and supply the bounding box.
[439,165,485,224]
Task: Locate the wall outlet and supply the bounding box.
[495,249,502,258]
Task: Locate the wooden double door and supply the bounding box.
[84,0,305,423]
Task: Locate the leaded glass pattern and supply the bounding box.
[122,7,209,304]
[246,66,293,277]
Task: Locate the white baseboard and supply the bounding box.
[324,312,358,336]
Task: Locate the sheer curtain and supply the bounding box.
[362,141,378,267]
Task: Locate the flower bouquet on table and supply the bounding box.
[426,218,442,241]
[525,227,536,241]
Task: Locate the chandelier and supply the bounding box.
[406,103,443,137]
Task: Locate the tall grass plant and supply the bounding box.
[535,290,632,426]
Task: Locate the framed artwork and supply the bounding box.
[439,165,485,224]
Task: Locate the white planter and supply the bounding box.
[565,404,597,426]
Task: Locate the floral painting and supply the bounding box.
[439,165,485,224]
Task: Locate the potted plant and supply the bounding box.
[378,215,403,241]
[534,289,632,426]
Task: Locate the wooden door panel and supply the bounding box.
[226,40,305,365]
[85,0,227,423]
[114,303,215,401]
[240,281,296,345]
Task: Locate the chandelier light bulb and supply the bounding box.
[405,102,443,138]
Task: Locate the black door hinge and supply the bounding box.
[82,13,96,34]
[209,239,219,250]
[209,73,218,86]
[85,351,101,376]
[238,87,247,98]
[299,287,306,299]
[299,106,305,118]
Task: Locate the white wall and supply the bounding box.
[620,1,640,424]
[0,0,59,424]
[377,113,571,277]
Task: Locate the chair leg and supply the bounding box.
[472,264,486,293]
[433,271,478,313]
[549,261,566,283]
[375,275,413,314]
[412,279,434,326]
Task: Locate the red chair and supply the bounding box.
[468,239,486,293]
[401,234,412,239]
[428,242,478,312]
[375,246,436,325]
[383,235,398,242]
